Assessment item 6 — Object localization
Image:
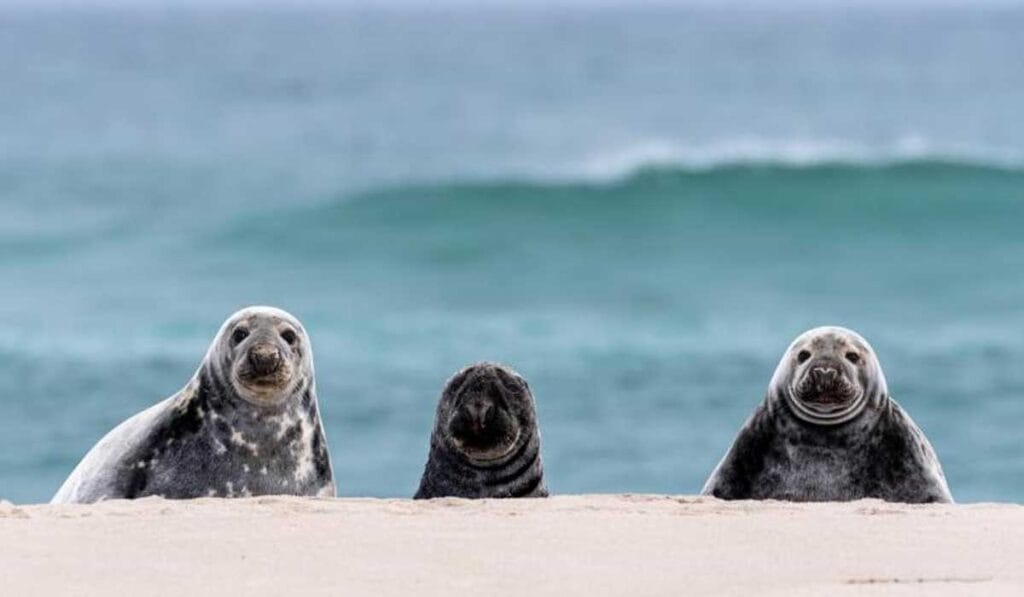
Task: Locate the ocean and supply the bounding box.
[1,3,1023,503]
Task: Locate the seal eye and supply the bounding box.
[280,329,298,346]
[231,328,250,345]
[797,350,811,363]
[846,352,861,364]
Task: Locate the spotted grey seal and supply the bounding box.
[414,363,548,499]
[702,326,952,503]
[52,306,335,503]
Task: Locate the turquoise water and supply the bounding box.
[2,5,1024,503]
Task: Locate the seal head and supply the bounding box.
[414,363,547,499]
[443,364,527,464]
[770,326,887,426]
[207,306,311,408]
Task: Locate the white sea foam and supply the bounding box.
[565,136,1023,183]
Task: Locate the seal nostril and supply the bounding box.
[461,400,494,432]
[248,345,282,375]
[809,367,841,388]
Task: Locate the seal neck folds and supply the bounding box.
[783,385,868,426]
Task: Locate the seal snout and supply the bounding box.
[810,366,841,388]
[795,359,857,405]
[447,386,520,461]
[462,397,494,434]
[453,395,499,440]
[247,343,283,376]
[439,363,532,464]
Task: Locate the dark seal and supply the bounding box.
[52,306,335,503]
[414,363,548,499]
[702,326,953,504]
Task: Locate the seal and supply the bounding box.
[51,306,335,503]
[414,363,548,499]
[701,326,953,503]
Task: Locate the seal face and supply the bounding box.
[701,326,953,504]
[778,326,882,427]
[414,363,548,499]
[52,306,336,503]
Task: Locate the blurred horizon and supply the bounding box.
[1,1,1023,504]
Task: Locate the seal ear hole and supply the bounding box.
[280,329,298,346]
[231,328,250,345]
[797,350,812,363]
[846,351,861,364]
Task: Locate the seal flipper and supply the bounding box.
[113,382,209,499]
[701,403,775,500]
[860,400,954,504]
[50,395,179,504]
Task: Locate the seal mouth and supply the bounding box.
[239,374,289,389]
[448,399,521,463]
[452,431,522,464]
[232,346,296,405]
[232,370,295,403]
[794,366,859,405]
[236,364,293,389]
[787,364,866,425]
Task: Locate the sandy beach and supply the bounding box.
[1,495,1020,596]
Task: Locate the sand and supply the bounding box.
[1,495,1021,596]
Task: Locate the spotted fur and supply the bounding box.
[52,307,335,503]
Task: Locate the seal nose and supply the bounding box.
[463,398,494,433]
[810,366,841,389]
[248,344,282,375]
